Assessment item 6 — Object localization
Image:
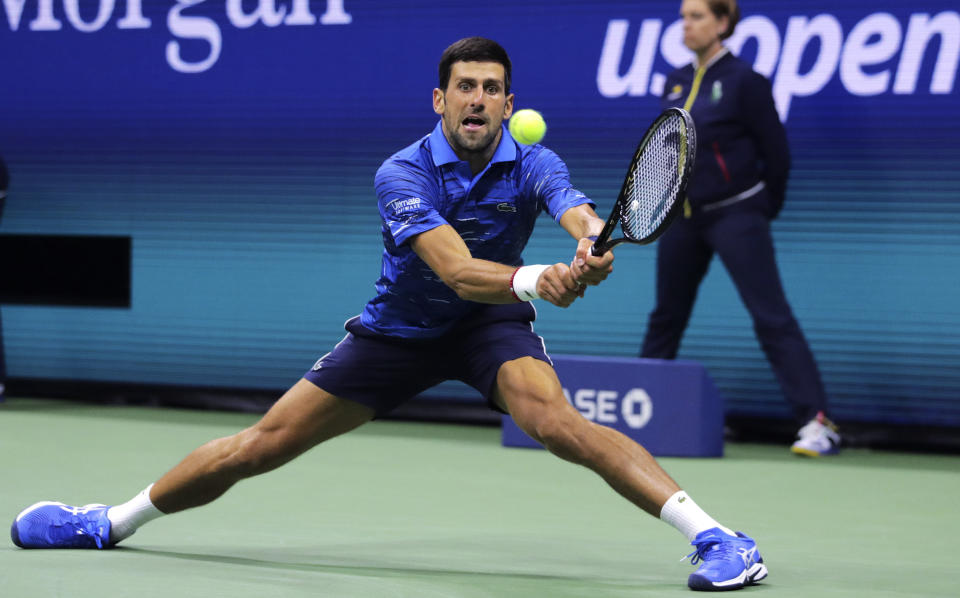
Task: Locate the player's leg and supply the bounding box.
[706,202,838,455]
[11,379,374,549]
[493,357,767,591]
[640,216,714,359]
[147,379,372,515]
[495,357,679,514]
[11,316,441,550]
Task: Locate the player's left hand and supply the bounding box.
[570,237,614,286]
[537,263,583,308]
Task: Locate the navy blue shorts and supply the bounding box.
[303,303,552,416]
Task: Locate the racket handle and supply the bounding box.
[590,232,612,256]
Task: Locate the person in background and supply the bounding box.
[640,0,841,456]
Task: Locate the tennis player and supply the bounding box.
[11,37,766,591]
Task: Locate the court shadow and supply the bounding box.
[117,545,677,593]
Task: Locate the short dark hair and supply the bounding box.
[438,37,512,94]
[707,0,740,40]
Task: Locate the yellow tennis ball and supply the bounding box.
[509,109,546,145]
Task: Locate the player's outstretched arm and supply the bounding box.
[410,225,582,308]
[558,204,614,286]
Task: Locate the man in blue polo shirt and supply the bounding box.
[11,37,766,592]
[360,117,591,339]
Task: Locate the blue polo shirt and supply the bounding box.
[359,120,593,339]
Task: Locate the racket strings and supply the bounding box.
[621,114,689,240]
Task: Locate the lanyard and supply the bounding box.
[680,66,706,217]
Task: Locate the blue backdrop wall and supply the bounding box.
[2,0,958,425]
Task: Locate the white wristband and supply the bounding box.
[510,265,550,301]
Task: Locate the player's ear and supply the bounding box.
[433,89,445,115]
[503,92,514,120]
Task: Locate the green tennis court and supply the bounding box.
[2,397,955,597]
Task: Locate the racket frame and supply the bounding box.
[591,107,696,256]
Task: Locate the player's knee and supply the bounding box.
[526,407,592,465]
[221,427,300,479]
[499,361,592,461]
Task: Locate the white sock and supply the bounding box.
[659,490,735,541]
[106,484,165,543]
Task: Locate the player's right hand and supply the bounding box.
[537,263,583,308]
[571,237,614,286]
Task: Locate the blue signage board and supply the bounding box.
[502,356,724,457]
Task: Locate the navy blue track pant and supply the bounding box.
[640,194,827,423]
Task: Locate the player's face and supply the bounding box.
[680,0,728,54]
[433,61,514,163]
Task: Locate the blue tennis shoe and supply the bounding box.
[686,527,767,591]
[11,501,113,549]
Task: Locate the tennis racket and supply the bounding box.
[591,107,696,256]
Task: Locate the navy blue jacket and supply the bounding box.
[662,50,790,216]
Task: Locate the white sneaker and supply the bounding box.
[790,411,840,457]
